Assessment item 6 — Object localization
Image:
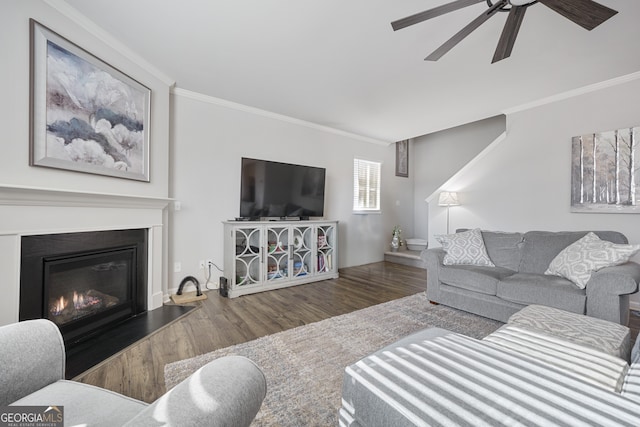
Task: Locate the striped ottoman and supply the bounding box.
[504,304,630,361]
[339,330,640,426]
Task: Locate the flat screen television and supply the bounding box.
[239,157,326,219]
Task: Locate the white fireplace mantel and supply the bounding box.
[0,184,172,327]
[0,184,173,209]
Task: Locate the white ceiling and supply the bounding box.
[63,0,640,143]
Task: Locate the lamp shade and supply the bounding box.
[438,191,460,206]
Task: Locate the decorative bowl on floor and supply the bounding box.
[406,238,427,251]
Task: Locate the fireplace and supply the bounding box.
[20,229,147,346]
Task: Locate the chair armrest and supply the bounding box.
[125,356,266,427]
[0,319,65,405]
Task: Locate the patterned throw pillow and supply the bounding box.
[545,232,640,289]
[435,228,495,267]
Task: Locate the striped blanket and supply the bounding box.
[340,333,640,427]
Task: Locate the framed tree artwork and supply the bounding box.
[30,19,151,181]
[571,126,638,213]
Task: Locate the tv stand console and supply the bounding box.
[222,220,339,297]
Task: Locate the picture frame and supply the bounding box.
[30,19,151,182]
[395,140,408,177]
[571,126,638,213]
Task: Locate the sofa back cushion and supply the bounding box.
[481,231,524,271]
[519,231,628,274]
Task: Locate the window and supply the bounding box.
[353,158,381,213]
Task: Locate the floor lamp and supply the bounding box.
[438,192,460,234]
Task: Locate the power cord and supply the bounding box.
[203,260,224,290]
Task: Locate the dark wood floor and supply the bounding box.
[66,304,194,379]
[74,261,428,403]
[74,261,640,404]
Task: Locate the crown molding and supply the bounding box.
[503,71,640,115]
[172,87,391,146]
[44,0,176,88]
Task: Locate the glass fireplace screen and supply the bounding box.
[44,248,135,327]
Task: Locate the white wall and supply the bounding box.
[169,92,414,290]
[0,0,171,198]
[413,115,506,241]
[0,1,415,299]
[0,1,174,316]
[428,76,640,306]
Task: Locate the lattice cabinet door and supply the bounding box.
[265,225,289,283]
[315,223,337,275]
[231,226,262,287]
[290,225,313,279]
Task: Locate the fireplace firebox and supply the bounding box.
[20,229,147,346]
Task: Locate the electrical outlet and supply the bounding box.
[199,260,205,269]
[174,201,181,211]
[206,259,213,267]
[174,262,182,273]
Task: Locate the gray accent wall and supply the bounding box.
[412,115,506,241]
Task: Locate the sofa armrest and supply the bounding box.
[586,261,640,324]
[422,247,445,266]
[423,248,445,302]
[124,356,266,427]
[587,262,640,296]
[0,319,65,406]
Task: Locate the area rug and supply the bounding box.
[164,292,502,426]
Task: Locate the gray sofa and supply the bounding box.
[424,230,640,324]
[1,319,266,427]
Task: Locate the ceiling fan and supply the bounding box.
[391,0,618,63]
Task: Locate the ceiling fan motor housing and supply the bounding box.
[486,0,537,10]
[509,0,537,6]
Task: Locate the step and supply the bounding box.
[384,248,426,268]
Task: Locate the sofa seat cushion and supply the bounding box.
[496,273,586,314]
[12,380,147,427]
[440,265,516,295]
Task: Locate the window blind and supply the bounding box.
[353,158,381,212]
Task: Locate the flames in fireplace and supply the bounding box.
[21,229,148,345]
[49,289,120,326]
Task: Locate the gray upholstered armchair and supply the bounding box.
[0,319,266,427]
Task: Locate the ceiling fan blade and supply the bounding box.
[425,0,507,61]
[492,6,526,63]
[538,0,617,31]
[391,0,484,31]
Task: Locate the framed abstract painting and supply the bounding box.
[30,19,151,181]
